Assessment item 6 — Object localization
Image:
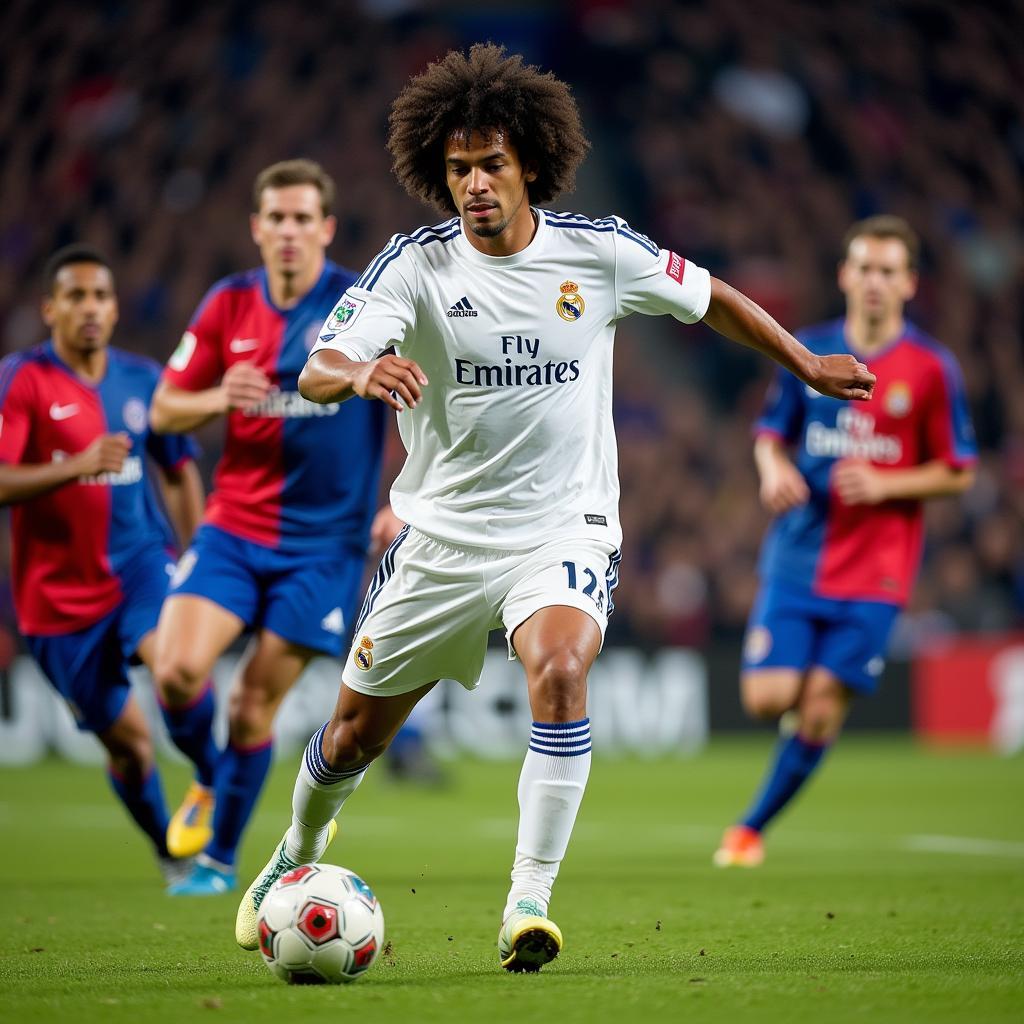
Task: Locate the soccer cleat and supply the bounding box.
[167,781,215,858]
[158,855,195,890]
[713,825,765,868]
[167,855,236,895]
[498,899,563,973]
[235,819,338,951]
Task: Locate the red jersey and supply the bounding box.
[756,320,977,605]
[161,263,384,556]
[0,342,196,634]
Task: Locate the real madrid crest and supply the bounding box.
[556,280,585,322]
[353,635,374,671]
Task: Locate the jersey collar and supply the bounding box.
[43,338,108,388]
[259,261,334,315]
[842,319,908,363]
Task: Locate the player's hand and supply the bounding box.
[369,505,406,555]
[832,458,888,505]
[221,362,272,413]
[73,433,132,477]
[760,456,810,515]
[806,354,875,401]
[354,355,428,412]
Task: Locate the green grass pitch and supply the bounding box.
[1,737,1021,1024]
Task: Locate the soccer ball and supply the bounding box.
[257,863,385,984]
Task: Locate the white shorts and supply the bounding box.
[340,526,621,697]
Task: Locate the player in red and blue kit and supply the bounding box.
[0,245,206,886]
[715,217,977,867]
[149,161,390,894]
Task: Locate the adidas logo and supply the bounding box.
[446,296,478,318]
[320,608,344,635]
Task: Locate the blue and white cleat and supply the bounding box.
[498,899,563,973]
[167,855,236,895]
[235,819,338,951]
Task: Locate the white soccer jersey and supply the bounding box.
[310,209,711,550]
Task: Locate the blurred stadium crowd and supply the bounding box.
[0,0,1020,651]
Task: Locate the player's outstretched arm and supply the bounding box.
[0,433,131,505]
[703,278,876,401]
[299,350,428,412]
[833,458,975,506]
[150,363,272,433]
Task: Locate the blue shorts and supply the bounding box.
[741,580,901,694]
[169,524,366,656]
[25,547,172,734]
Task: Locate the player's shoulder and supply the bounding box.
[899,322,963,375]
[354,218,462,291]
[541,209,660,257]
[322,260,359,293]
[793,318,846,353]
[193,267,264,319]
[0,343,51,402]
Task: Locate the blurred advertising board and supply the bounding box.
[0,648,709,765]
[913,634,1024,753]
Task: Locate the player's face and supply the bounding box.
[42,263,118,353]
[838,236,917,324]
[445,129,538,241]
[251,185,336,278]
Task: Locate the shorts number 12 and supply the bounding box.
[562,560,604,611]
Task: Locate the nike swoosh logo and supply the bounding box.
[49,402,80,420]
[230,338,260,353]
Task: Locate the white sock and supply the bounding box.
[504,718,592,920]
[285,722,367,863]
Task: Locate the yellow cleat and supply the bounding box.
[235,819,339,951]
[713,825,765,868]
[498,900,563,973]
[167,781,214,859]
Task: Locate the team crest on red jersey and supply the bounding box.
[883,381,913,418]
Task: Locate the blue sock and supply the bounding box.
[741,734,830,833]
[107,765,171,858]
[204,738,274,867]
[157,683,218,787]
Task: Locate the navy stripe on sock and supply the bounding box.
[529,718,592,756]
[304,723,368,786]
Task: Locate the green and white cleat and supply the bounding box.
[498,899,563,973]
[235,819,338,950]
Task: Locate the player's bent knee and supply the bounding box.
[153,657,208,707]
[741,672,800,720]
[798,697,847,743]
[530,653,588,720]
[227,685,277,739]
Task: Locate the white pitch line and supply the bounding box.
[902,834,1024,858]
[1,802,1022,859]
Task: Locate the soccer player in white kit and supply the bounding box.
[236,44,876,971]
